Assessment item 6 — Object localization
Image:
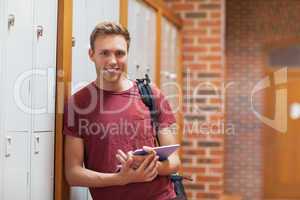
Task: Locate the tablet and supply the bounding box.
[133,144,180,161]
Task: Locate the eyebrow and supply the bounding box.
[98,49,126,52]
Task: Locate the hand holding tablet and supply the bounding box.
[133,144,180,161]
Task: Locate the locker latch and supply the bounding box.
[72,37,76,47]
[5,136,12,157]
[37,25,44,39]
[34,135,40,154]
[8,14,15,30]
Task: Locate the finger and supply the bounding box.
[124,157,133,170]
[116,154,126,165]
[127,151,134,160]
[132,155,146,163]
[117,149,128,161]
[143,146,156,155]
[146,169,158,182]
[137,153,155,171]
[144,156,159,174]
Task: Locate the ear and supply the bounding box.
[88,48,94,60]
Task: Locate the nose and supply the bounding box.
[108,54,117,66]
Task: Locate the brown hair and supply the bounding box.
[90,21,131,51]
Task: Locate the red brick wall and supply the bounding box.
[225,0,300,200]
[164,0,225,199]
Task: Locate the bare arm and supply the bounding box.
[64,135,159,187]
[156,123,181,175]
[64,135,124,187]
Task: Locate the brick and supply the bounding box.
[182,166,206,173]
[210,150,223,156]
[210,46,221,52]
[198,141,221,147]
[183,29,208,36]
[198,73,220,78]
[211,28,221,35]
[188,64,208,69]
[209,184,223,191]
[196,175,222,182]
[183,46,208,53]
[209,98,222,104]
[198,20,221,27]
[172,3,195,11]
[183,37,194,44]
[182,140,193,147]
[185,183,205,190]
[182,149,206,156]
[182,158,193,164]
[197,158,221,164]
[199,3,221,10]
[184,114,206,121]
[198,37,220,44]
[196,192,220,198]
[186,0,206,2]
[198,55,222,62]
[185,12,207,19]
[210,12,221,18]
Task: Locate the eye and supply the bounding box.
[115,50,126,57]
[100,50,110,56]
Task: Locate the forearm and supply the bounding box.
[157,153,181,176]
[66,166,125,187]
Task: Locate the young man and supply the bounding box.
[64,22,181,200]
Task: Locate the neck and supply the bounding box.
[94,76,132,92]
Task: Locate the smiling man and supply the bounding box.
[63,22,181,200]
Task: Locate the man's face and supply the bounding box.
[89,35,128,83]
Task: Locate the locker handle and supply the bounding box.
[37,25,43,39]
[72,37,76,47]
[5,136,12,157]
[8,14,15,30]
[34,135,40,154]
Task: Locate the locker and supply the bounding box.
[0,0,5,197]
[3,0,33,131]
[0,0,57,199]
[32,0,57,132]
[30,132,54,200]
[72,0,94,93]
[127,0,156,81]
[160,18,179,112]
[3,132,30,200]
[71,0,120,199]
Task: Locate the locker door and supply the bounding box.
[71,187,89,200]
[32,0,58,132]
[71,0,93,199]
[127,1,156,81]
[3,132,29,200]
[127,0,139,80]
[144,6,156,81]
[4,0,33,131]
[30,132,54,200]
[72,0,95,94]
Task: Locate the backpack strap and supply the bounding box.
[136,74,160,146]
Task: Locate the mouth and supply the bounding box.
[104,67,121,73]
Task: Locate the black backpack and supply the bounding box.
[136,74,188,200]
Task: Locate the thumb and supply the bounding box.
[143,146,156,155]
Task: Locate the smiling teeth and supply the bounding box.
[106,68,119,72]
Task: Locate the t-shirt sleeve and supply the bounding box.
[153,86,177,129]
[63,99,84,138]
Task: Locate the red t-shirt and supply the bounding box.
[63,81,177,200]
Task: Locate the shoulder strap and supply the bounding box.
[136,74,160,146]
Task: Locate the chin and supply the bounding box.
[103,75,123,83]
